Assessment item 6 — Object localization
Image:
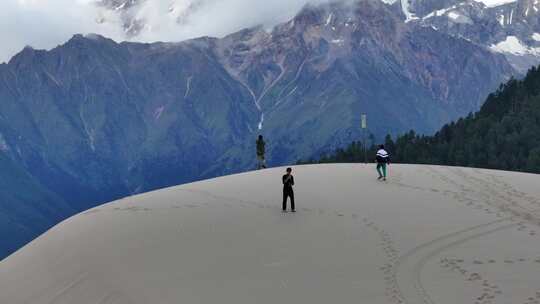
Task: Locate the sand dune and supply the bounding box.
[1,164,540,304]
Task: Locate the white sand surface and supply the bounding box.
[1,164,540,304]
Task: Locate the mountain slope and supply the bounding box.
[95,0,540,72]
[315,65,540,173]
[214,0,514,162]
[0,0,515,259]
[388,65,540,171]
[0,151,73,258]
[411,0,540,72]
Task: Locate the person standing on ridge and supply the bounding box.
[376,145,390,181]
[282,167,295,212]
[256,135,266,169]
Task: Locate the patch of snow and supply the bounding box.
[509,9,514,24]
[115,2,126,11]
[448,11,461,20]
[490,36,540,55]
[331,39,345,44]
[491,36,527,54]
[497,14,505,26]
[532,33,540,41]
[325,13,333,26]
[472,0,517,8]
[447,11,473,24]
[423,5,457,20]
[424,5,471,24]
[401,0,419,22]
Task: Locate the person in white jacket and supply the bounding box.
[376,145,390,181]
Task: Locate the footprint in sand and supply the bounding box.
[468,273,482,281]
[504,259,515,264]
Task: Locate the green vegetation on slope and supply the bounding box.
[305,66,540,173]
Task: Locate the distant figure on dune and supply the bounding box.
[256,135,266,169]
[376,145,390,181]
[282,167,295,212]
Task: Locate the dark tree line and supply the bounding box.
[302,66,540,173]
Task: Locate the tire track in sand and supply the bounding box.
[394,219,516,304]
[388,166,539,304]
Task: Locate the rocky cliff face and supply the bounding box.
[214,1,513,154]
[95,0,540,72]
[0,0,515,258]
[407,0,540,72]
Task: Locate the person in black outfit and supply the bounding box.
[282,167,295,212]
[256,135,266,169]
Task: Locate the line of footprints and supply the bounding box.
[440,256,540,304]
[362,218,404,304]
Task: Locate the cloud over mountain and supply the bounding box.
[0,0,333,63]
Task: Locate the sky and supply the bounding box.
[0,0,329,63]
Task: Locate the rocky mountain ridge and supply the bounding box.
[94,0,540,72]
[407,0,540,71]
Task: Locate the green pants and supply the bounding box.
[257,155,266,169]
[377,163,387,178]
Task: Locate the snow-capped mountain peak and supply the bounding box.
[91,0,540,72]
[407,0,540,71]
